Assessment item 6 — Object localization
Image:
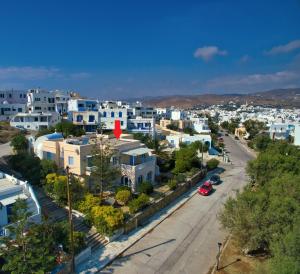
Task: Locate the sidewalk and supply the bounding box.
[77,170,217,273]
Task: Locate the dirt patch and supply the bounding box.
[0,122,20,144]
[216,238,267,274]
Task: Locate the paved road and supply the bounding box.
[101,136,254,274]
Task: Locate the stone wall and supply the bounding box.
[124,169,207,234]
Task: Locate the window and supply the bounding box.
[119,111,122,118]
[88,115,95,122]
[77,115,83,122]
[103,111,107,117]
[111,111,115,118]
[35,97,41,101]
[8,94,12,98]
[121,121,124,126]
[19,94,22,98]
[112,156,118,165]
[35,107,41,110]
[23,94,26,98]
[40,116,47,122]
[45,151,55,160]
[34,117,38,122]
[130,156,135,165]
[68,156,74,165]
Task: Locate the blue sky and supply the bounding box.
[0,0,300,99]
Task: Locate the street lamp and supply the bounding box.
[216,242,222,271]
[66,166,75,273]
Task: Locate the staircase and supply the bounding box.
[34,187,108,252]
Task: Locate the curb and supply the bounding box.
[90,172,213,273]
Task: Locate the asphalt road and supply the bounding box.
[101,135,254,274]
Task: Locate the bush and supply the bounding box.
[175,174,186,183]
[91,205,124,236]
[78,194,101,215]
[167,179,177,190]
[115,185,131,194]
[137,181,153,194]
[128,193,150,214]
[206,158,219,170]
[116,190,131,205]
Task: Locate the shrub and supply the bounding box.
[206,158,220,170]
[128,193,150,214]
[167,179,177,190]
[91,205,124,236]
[137,181,153,194]
[78,194,101,215]
[175,174,186,183]
[116,190,131,205]
[115,185,131,194]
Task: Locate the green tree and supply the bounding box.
[55,121,85,137]
[90,140,121,199]
[40,159,58,180]
[0,200,57,273]
[173,144,200,174]
[269,220,300,274]
[10,133,28,153]
[243,119,266,139]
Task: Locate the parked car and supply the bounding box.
[198,181,213,196]
[234,136,239,140]
[225,133,229,136]
[209,174,221,185]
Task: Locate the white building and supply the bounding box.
[156,107,171,119]
[10,112,61,131]
[171,110,186,121]
[0,90,27,104]
[294,124,300,146]
[99,101,128,130]
[68,99,99,112]
[53,90,70,115]
[127,117,156,136]
[27,88,55,113]
[190,117,211,134]
[0,102,26,122]
[0,172,41,237]
[166,133,212,149]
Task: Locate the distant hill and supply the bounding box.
[143,88,300,108]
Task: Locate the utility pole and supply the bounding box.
[66,166,75,273]
[216,242,222,271]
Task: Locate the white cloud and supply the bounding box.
[204,70,300,92]
[0,66,61,80]
[266,39,300,55]
[194,46,227,61]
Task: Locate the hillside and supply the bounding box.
[144,88,300,108]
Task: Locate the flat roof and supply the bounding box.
[122,147,151,156]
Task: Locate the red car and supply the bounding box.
[198,181,213,196]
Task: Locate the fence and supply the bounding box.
[124,169,207,234]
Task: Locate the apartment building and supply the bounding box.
[190,117,211,134]
[0,172,41,237]
[53,90,70,115]
[27,88,56,113]
[0,90,27,104]
[34,134,157,192]
[0,103,26,121]
[99,101,128,130]
[68,99,98,112]
[166,133,212,149]
[127,116,156,135]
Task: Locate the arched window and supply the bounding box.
[138,175,143,184]
[77,115,83,122]
[119,111,122,118]
[111,111,115,118]
[121,176,132,187]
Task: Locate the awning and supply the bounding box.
[0,193,27,206]
[122,147,151,156]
